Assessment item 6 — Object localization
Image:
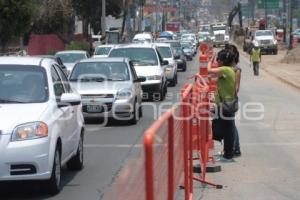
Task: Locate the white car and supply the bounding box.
[55,50,90,74]
[155,43,178,87]
[109,44,168,101]
[93,45,115,58]
[69,57,145,124]
[0,57,84,194]
[132,33,154,43]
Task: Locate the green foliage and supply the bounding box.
[72,0,123,34]
[66,41,90,51]
[47,50,58,55]
[0,0,34,51]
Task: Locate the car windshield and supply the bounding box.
[70,62,130,82]
[181,43,192,49]
[0,65,48,103]
[173,47,183,55]
[109,48,158,66]
[56,53,86,63]
[256,31,273,37]
[157,47,172,58]
[95,47,112,55]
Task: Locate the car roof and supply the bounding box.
[0,56,53,66]
[56,50,87,54]
[95,45,115,48]
[154,43,171,47]
[133,33,152,39]
[112,43,156,49]
[78,57,128,63]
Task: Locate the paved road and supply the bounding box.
[194,51,300,199]
[0,53,200,200]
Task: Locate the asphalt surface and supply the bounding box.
[0,53,200,200]
[191,51,300,199]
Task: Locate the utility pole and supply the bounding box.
[288,0,293,50]
[101,0,106,38]
[264,0,268,29]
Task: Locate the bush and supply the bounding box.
[66,41,90,52]
[47,50,57,55]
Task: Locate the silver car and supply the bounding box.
[155,43,178,87]
[55,50,90,74]
[69,57,145,124]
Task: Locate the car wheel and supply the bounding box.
[43,146,61,194]
[169,75,177,87]
[182,63,187,72]
[139,104,143,118]
[129,101,138,125]
[67,131,84,171]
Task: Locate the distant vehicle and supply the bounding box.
[181,33,198,48]
[132,33,154,43]
[0,56,84,194]
[181,40,196,56]
[166,22,180,33]
[93,45,115,58]
[252,30,278,55]
[180,41,193,61]
[92,35,102,48]
[210,23,230,47]
[163,40,187,71]
[55,50,90,74]
[69,57,145,124]
[35,55,67,75]
[155,43,178,87]
[198,32,210,43]
[109,44,168,101]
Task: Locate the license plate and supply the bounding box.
[87,105,103,113]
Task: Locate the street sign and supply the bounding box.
[241,3,251,17]
[257,0,279,9]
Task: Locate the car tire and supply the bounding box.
[43,145,61,194]
[139,104,143,118]
[129,101,138,125]
[182,63,187,72]
[67,131,84,171]
[169,75,177,87]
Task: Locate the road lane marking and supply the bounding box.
[241,142,300,146]
[84,144,143,148]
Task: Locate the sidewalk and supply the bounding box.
[260,49,300,90]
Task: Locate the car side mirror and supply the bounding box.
[162,60,169,66]
[58,93,81,107]
[134,76,146,83]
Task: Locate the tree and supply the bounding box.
[72,0,123,37]
[0,0,33,53]
[31,0,75,43]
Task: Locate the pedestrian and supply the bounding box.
[250,45,261,76]
[228,44,242,157]
[208,49,237,161]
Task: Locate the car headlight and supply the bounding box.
[147,75,162,80]
[116,88,133,99]
[225,36,229,41]
[211,36,215,41]
[11,122,48,141]
[253,40,259,46]
[273,39,278,45]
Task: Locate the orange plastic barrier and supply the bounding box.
[103,42,221,200]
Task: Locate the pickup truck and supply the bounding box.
[252,30,278,55]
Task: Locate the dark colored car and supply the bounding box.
[172,47,187,72]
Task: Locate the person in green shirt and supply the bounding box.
[208,49,237,161]
[250,45,261,76]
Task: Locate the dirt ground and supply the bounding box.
[281,47,300,64]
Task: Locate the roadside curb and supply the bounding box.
[261,67,300,91]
